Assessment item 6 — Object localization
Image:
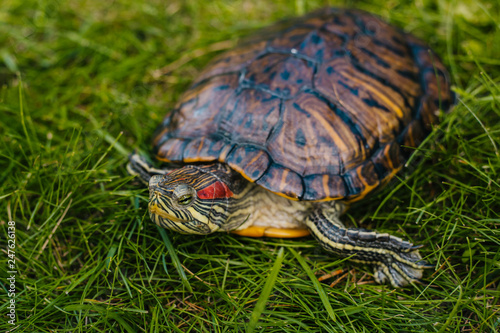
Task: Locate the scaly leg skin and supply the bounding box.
[127,153,174,185]
[305,205,432,287]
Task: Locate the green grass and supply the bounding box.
[1,0,499,331]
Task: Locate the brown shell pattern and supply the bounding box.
[153,8,454,201]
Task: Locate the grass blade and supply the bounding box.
[289,248,337,322]
[157,226,193,293]
[247,247,285,333]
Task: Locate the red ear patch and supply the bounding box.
[197,181,234,199]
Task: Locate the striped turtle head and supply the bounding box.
[148,165,233,234]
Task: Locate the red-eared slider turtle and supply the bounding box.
[128,8,454,287]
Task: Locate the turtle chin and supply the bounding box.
[182,220,216,235]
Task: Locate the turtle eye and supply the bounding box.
[172,184,197,209]
[177,194,194,206]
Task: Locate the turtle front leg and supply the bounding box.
[127,153,175,185]
[305,205,431,287]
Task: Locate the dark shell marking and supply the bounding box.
[154,8,454,201]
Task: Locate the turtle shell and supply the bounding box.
[153,8,454,202]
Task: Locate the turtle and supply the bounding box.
[128,8,454,287]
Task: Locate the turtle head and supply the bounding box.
[147,165,234,235]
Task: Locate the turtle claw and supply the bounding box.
[374,262,422,287]
[372,248,432,287]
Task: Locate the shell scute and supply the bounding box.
[297,29,345,61]
[314,57,404,162]
[243,54,314,97]
[218,89,281,145]
[345,37,421,103]
[267,92,344,176]
[370,142,404,181]
[182,136,226,163]
[343,160,380,200]
[302,174,347,201]
[171,74,239,139]
[255,163,304,200]
[225,146,271,182]
[157,138,188,162]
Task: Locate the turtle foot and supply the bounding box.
[372,247,430,287]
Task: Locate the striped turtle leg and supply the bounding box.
[305,206,432,287]
[127,153,174,185]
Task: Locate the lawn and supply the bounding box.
[1,0,499,332]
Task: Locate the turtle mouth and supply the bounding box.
[149,204,213,234]
[149,204,186,223]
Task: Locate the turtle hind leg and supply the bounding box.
[127,153,173,185]
[305,206,432,287]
